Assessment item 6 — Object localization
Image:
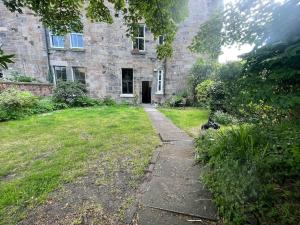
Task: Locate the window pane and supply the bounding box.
[52,35,64,48]
[122,69,133,94]
[138,39,144,51]
[159,35,164,45]
[138,26,144,37]
[71,33,84,48]
[73,67,86,84]
[54,66,67,82]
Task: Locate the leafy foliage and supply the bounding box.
[197,121,300,225]
[52,81,88,107]
[2,0,189,59]
[0,89,38,121]
[212,110,238,125]
[195,79,215,108]
[0,47,14,69]
[189,11,223,59]
[188,59,218,104]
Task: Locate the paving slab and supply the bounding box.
[135,105,218,224]
[153,156,201,180]
[160,143,195,159]
[141,176,217,221]
[137,207,216,225]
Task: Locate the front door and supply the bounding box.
[142,81,151,104]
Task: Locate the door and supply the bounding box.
[142,81,151,104]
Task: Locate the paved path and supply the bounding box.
[135,106,218,225]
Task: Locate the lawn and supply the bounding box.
[0,106,160,224]
[159,107,209,137]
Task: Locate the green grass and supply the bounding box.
[0,106,160,224]
[159,107,210,137]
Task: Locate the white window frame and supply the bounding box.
[49,32,65,49]
[156,69,164,94]
[53,65,67,85]
[132,24,146,52]
[70,33,84,49]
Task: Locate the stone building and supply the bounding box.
[0,0,221,103]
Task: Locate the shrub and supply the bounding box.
[75,96,103,107]
[197,121,300,225]
[102,96,116,106]
[52,81,88,107]
[212,110,238,125]
[31,98,56,114]
[0,89,38,121]
[9,71,37,83]
[195,79,215,107]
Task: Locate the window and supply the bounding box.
[133,25,145,51]
[53,66,67,83]
[70,33,84,48]
[156,70,164,94]
[122,69,133,94]
[158,35,165,45]
[50,33,65,48]
[72,67,86,84]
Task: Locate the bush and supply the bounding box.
[9,71,37,83]
[102,96,116,106]
[195,79,215,107]
[52,81,88,107]
[0,89,39,121]
[197,121,300,225]
[31,98,56,114]
[75,96,103,107]
[212,110,238,125]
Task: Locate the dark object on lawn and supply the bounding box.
[201,118,220,130]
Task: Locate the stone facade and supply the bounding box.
[0,82,53,96]
[0,0,221,103]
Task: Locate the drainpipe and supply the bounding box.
[163,58,167,99]
[44,27,54,85]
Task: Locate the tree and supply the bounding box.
[191,0,300,114]
[1,0,189,59]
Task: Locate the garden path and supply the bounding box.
[134,105,218,225]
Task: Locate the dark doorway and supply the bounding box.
[142,81,151,104]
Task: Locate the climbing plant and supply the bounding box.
[1,0,189,59]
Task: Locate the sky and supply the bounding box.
[218,0,285,63]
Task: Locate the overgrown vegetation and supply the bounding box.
[0,106,159,224]
[197,122,300,224]
[189,0,300,224]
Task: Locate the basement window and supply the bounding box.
[156,70,164,94]
[133,25,145,51]
[70,33,84,48]
[50,33,65,48]
[72,67,86,84]
[53,66,67,83]
[122,69,133,94]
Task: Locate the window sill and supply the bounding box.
[155,92,164,95]
[50,47,66,51]
[70,48,85,52]
[120,94,134,98]
[131,50,146,55]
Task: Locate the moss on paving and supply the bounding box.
[0,106,160,224]
[159,107,209,137]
